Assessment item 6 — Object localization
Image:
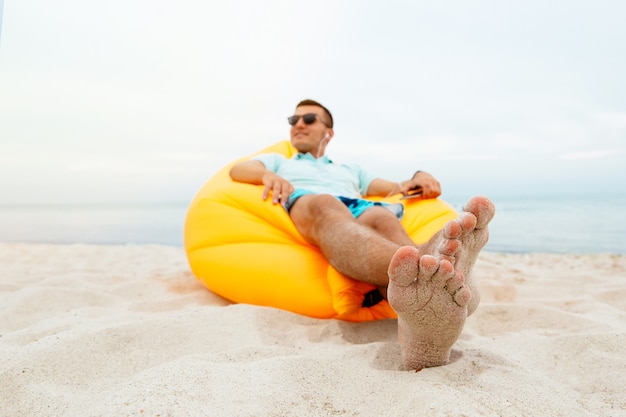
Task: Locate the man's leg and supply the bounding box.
[290,194,495,369]
[289,194,401,287]
[356,206,415,246]
[289,194,494,293]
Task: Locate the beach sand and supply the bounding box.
[1,243,625,416]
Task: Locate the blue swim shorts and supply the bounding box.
[284,189,404,219]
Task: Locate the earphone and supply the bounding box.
[317,133,331,157]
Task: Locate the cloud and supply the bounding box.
[2,1,626,203]
[558,149,618,160]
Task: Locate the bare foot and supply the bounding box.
[419,195,495,316]
[387,246,471,370]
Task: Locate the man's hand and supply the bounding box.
[400,171,441,200]
[262,171,294,205]
[230,160,294,205]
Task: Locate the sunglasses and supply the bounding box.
[287,113,329,127]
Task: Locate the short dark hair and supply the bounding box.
[296,99,333,128]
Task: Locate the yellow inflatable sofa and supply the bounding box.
[184,141,458,322]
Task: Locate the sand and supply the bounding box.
[1,243,625,416]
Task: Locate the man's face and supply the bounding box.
[289,105,332,157]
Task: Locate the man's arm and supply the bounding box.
[229,160,267,185]
[365,178,402,197]
[229,160,294,205]
[366,171,441,200]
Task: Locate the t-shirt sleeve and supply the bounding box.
[250,153,286,173]
[344,163,376,196]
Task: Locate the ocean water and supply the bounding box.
[447,194,626,254]
[0,194,625,254]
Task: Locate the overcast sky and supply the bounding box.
[1,0,624,204]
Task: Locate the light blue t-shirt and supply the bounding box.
[251,152,375,199]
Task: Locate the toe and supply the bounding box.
[453,285,472,308]
[431,258,455,287]
[463,196,495,229]
[418,255,439,277]
[444,269,465,295]
[388,246,420,287]
[458,212,478,234]
[442,220,462,239]
[438,237,460,258]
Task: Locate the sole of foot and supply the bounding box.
[387,246,471,370]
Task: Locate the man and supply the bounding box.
[229,99,495,370]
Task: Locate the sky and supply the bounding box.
[0,0,625,205]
